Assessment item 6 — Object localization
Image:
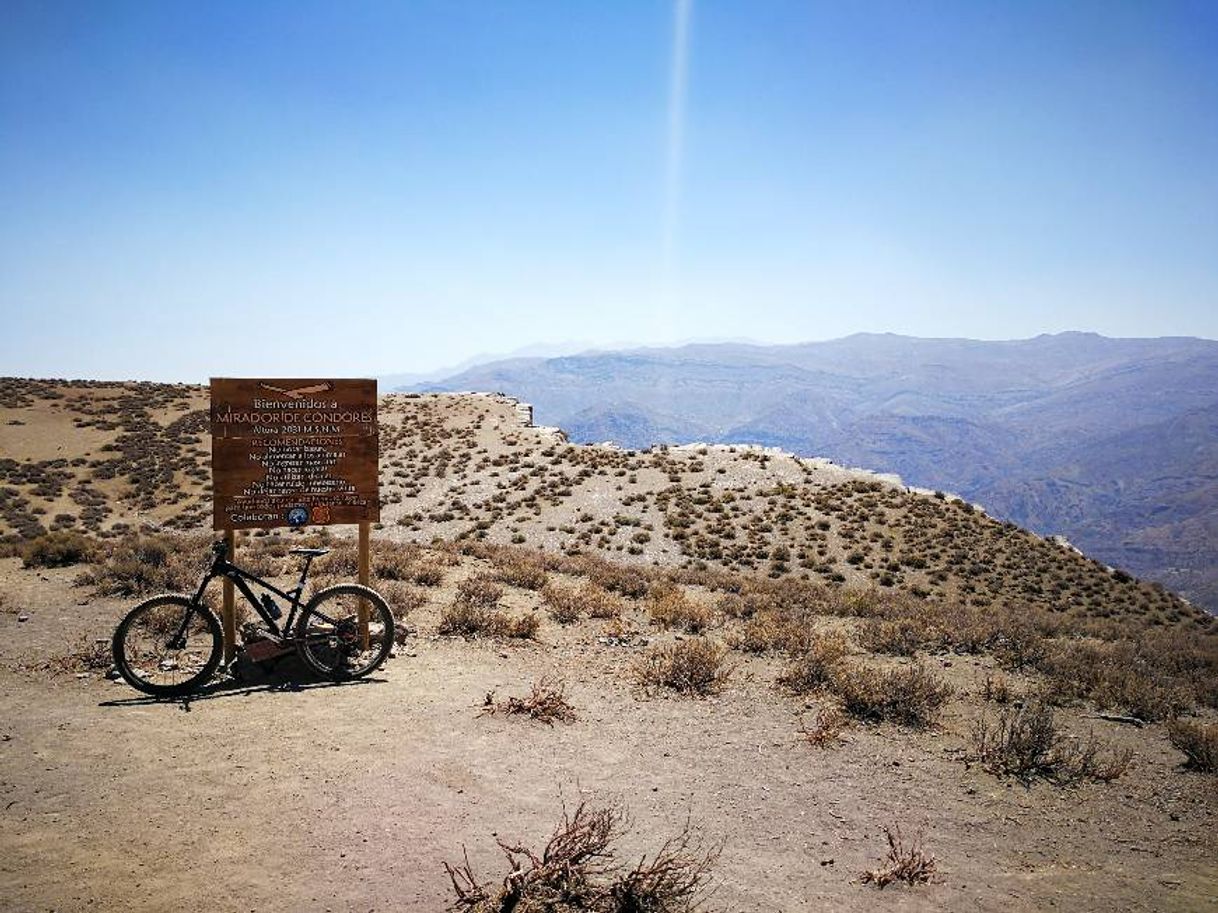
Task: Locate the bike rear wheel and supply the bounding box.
[295,584,395,680]
[112,595,224,696]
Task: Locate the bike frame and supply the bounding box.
[176,546,325,644]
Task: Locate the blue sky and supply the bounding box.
[2,0,1216,381]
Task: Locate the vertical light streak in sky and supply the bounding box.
[662,0,693,296]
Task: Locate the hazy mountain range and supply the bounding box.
[400,332,1218,612]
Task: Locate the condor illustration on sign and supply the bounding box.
[210,378,379,530]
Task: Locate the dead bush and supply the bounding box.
[733,614,782,654]
[859,617,926,656]
[798,704,848,748]
[635,638,732,696]
[777,632,850,694]
[457,574,505,609]
[1039,639,1194,721]
[581,582,625,620]
[77,532,207,596]
[481,676,576,725]
[21,530,96,568]
[412,560,447,587]
[372,545,420,580]
[30,637,112,675]
[990,619,1047,670]
[1166,719,1217,773]
[493,553,550,590]
[439,601,539,640]
[981,673,1015,704]
[972,703,1132,784]
[315,543,359,576]
[828,662,952,727]
[377,580,428,617]
[541,584,583,624]
[444,801,719,913]
[714,593,748,619]
[493,612,541,640]
[647,585,711,634]
[860,825,937,889]
[589,564,651,600]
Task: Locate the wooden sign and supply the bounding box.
[210,378,379,530]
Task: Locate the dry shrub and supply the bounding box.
[315,542,359,576]
[1166,719,1217,773]
[494,612,541,640]
[457,574,505,609]
[859,596,1002,657]
[859,617,925,656]
[1039,638,1196,721]
[377,580,429,617]
[481,676,576,725]
[541,584,583,625]
[582,583,625,620]
[733,614,782,654]
[860,825,937,889]
[981,672,1015,704]
[714,593,748,619]
[77,532,208,596]
[439,601,540,640]
[828,662,952,727]
[777,632,850,694]
[589,563,651,600]
[493,553,549,591]
[731,611,814,654]
[601,617,639,643]
[372,544,421,580]
[541,580,624,625]
[31,637,112,675]
[21,530,96,568]
[798,704,848,748]
[412,560,447,587]
[990,619,1048,670]
[647,585,711,634]
[972,703,1132,784]
[635,639,732,696]
[439,601,496,638]
[444,801,719,913]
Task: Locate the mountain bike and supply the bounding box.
[111,540,394,697]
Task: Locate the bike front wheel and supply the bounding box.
[112,594,224,696]
[295,584,395,680]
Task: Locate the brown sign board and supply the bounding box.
[210,378,379,530]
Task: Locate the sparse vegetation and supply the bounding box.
[635,638,732,696]
[829,662,952,728]
[444,801,720,913]
[860,825,938,889]
[76,531,209,596]
[972,703,1132,784]
[480,676,576,725]
[798,704,848,748]
[21,530,96,568]
[777,631,851,694]
[1166,719,1217,773]
[647,583,711,634]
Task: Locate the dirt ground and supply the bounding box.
[1,556,1215,913]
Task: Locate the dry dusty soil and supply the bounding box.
[1,555,1215,913]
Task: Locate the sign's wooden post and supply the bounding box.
[222,528,237,662]
[358,521,371,649]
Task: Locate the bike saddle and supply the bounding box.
[289,547,331,557]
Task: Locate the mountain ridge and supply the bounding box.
[400,332,1218,611]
